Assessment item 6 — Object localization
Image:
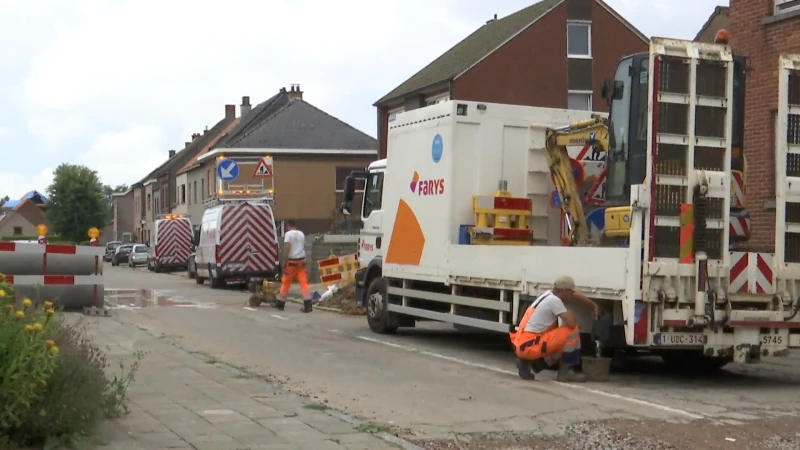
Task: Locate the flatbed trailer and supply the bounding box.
[341,37,800,368]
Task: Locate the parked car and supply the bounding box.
[111,244,134,266]
[187,252,196,279]
[104,241,122,262]
[128,244,149,268]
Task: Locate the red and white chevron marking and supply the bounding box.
[729,216,751,238]
[219,204,279,273]
[154,219,193,264]
[731,171,745,209]
[729,252,774,294]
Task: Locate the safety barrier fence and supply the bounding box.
[0,242,104,310]
[317,253,360,286]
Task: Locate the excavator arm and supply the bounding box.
[544,115,610,246]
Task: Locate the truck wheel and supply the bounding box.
[195,275,205,285]
[366,277,398,334]
[154,262,161,273]
[188,265,196,279]
[661,351,730,372]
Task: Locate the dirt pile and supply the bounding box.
[320,281,365,316]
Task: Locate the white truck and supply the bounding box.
[341,37,800,369]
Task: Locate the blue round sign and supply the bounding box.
[216,159,240,182]
[431,134,443,163]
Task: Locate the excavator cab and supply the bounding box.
[600,51,747,243]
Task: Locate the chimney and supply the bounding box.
[288,84,303,101]
[191,133,199,140]
[241,96,251,116]
[486,13,497,24]
[168,150,176,158]
[225,104,236,120]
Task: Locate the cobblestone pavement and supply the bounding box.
[87,316,407,450]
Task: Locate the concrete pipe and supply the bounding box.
[11,285,104,311]
[0,252,102,276]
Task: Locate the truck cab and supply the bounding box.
[342,159,386,307]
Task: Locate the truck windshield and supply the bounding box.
[362,172,384,218]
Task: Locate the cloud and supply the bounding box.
[0,168,53,201]
[27,117,88,148]
[77,123,169,188]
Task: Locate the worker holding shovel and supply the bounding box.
[509,275,600,382]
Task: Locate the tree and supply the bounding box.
[46,164,111,243]
[0,195,8,208]
[102,184,129,204]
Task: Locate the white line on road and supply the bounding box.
[271,314,288,320]
[355,335,705,420]
[243,307,258,311]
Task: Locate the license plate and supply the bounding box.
[761,334,785,346]
[653,333,705,346]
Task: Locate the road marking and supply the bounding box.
[355,335,705,420]
[271,314,288,320]
[244,307,257,311]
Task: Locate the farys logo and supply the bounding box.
[409,171,444,196]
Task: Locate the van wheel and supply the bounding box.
[154,262,161,273]
[210,276,223,289]
[366,277,398,334]
[195,276,205,285]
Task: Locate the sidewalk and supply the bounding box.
[86,314,406,450]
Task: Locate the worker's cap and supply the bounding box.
[554,275,576,291]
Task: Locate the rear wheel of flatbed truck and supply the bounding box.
[366,277,398,334]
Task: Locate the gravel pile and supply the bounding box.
[412,417,800,450]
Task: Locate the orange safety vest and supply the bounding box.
[509,291,559,357]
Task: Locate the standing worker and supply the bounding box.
[275,220,313,313]
[509,275,600,382]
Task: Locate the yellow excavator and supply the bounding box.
[544,116,610,247]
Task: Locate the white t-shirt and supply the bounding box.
[283,229,306,260]
[523,291,568,333]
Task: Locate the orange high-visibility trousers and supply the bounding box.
[509,302,582,366]
[278,260,312,301]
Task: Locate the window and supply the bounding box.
[776,0,800,14]
[194,181,197,203]
[201,179,205,200]
[180,184,186,204]
[426,93,450,106]
[362,172,384,218]
[146,194,151,211]
[568,92,592,111]
[335,167,366,192]
[12,226,22,235]
[567,22,591,58]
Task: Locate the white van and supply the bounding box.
[195,199,280,288]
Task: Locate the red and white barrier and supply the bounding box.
[0,241,104,309]
[729,252,774,295]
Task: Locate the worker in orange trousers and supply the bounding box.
[275,220,313,313]
[509,275,600,382]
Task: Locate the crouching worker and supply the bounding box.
[509,275,600,382]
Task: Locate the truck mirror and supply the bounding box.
[343,176,357,203]
[613,81,625,100]
[601,78,611,100]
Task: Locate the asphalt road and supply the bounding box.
[103,264,800,442]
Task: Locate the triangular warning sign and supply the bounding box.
[253,158,273,178]
[585,170,607,206]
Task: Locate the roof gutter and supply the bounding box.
[197,148,378,163]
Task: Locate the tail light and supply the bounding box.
[215,245,221,265]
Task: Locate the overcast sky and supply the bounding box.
[0,0,721,200]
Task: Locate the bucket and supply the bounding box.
[581,356,612,382]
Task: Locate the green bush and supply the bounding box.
[0,275,143,447]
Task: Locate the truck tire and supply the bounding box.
[209,265,223,289]
[366,277,398,334]
[661,351,730,372]
[195,275,205,285]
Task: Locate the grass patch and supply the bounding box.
[357,422,393,434]
[303,403,329,411]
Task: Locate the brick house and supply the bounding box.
[194,85,378,233]
[111,187,134,243]
[373,0,648,158]
[727,0,800,250]
[0,196,48,239]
